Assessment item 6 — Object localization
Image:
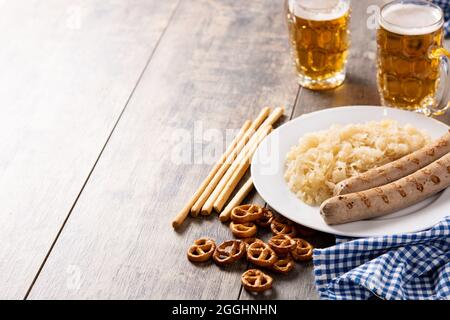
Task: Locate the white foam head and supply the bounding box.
[289,0,349,21]
[380,2,443,35]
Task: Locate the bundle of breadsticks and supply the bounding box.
[172,107,284,228]
[321,130,450,225]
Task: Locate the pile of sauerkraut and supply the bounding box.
[284,120,430,205]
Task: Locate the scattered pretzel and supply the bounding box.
[213,240,246,266]
[231,204,264,223]
[271,255,295,274]
[255,208,274,228]
[291,238,313,262]
[242,237,264,250]
[270,217,297,237]
[187,238,216,262]
[230,221,258,238]
[241,269,273,292]
[187,214,314,293]
[268,234,296,255]
[247,242,278,267]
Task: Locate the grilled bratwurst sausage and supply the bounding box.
[334,131,450,196]
[320,152,450,225]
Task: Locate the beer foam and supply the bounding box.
[289,0,349,21]
[381,3,442,35]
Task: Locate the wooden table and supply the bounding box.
[1,0,448,300]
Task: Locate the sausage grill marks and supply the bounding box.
[393,182,406,198]
[321,152,450,225]
[334,131,450,196]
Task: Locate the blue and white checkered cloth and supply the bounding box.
[313,216,450,300]
[433,0,450,37]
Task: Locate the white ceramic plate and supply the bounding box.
[251,106,450,237]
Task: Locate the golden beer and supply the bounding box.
[377,1,450,115]
[286,0,350,90]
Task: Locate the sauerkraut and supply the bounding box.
[284,120,430,205]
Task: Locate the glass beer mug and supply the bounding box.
[285,0,351,90]
[377,0,450,115]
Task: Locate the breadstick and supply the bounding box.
[219,178,254,222]
[258,106,285,130]
[214,126,271,212]
[202,125,271,215]
[335,130,450,195]
[190,107,271,215]
[190,125,252,216]
[201,128,265,215]
[171,120,251,228]
[201,107,284,215]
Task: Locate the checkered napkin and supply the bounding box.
[312,216,450,300]
[433,0,450,36]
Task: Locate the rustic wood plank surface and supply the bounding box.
[14,0,450,300]
[0,0,179,299]
[28,0,299,299]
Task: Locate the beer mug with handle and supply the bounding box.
[285,0,351,90]
[377,0,450,116]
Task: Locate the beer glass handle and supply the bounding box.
[430,47,450,116]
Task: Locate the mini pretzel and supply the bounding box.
[291,238,313,262]
[255,208,274,228]
[187,238,216,262]
[242,237,264,250]
[241,269,273,292]
[213,240,246,266]
[270,217,297,237]
[230,221,257,238]
[268,234,296,255]
[271,255,295,274]
[231,204,264,223]
[247,242,277,267]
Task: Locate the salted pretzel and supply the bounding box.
[246,242,277,267]
[291,238,313,262]
[241,269,273,292]
[187,238,216,262]
[270,216,297,237]
[230,221,257,238]
[271,255,295,274]
[268,234,296,255]
[231,204,264,223]
[255,208,274,228]
[213,240,246,265]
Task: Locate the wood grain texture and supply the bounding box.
[28,0,298,299]
[0,0,179,299]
